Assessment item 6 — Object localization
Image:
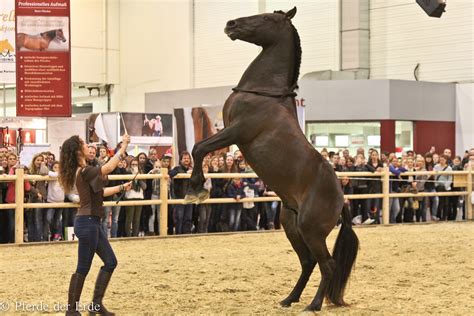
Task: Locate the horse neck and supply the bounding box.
[237,33,296,93]
[41,31,55,42]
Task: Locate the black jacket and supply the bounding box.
[169,164,191,199]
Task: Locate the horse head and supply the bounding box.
[224,7,297,47]
[55,29,67,43]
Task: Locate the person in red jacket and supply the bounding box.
[3,153,31,243]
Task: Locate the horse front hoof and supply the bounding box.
[280,297,299,307]
[184,189,210,204]
[303,303,322,312]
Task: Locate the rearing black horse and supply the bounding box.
[186,7,359,312]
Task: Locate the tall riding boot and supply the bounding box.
[89,270,115,315]
[67,273,86,316]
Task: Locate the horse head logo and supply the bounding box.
[55,29,67,43]
[0,39,14,55]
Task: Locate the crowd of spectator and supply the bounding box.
[326,146,474,225]
[1,143,473,244]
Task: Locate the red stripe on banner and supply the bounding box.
[15,0,71,117]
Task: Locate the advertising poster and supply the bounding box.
[119,112,173,145]
[15,0,71,117]
[174,105,225,155]
[0,0,15,83]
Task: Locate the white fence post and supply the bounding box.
[467,168,473,220]
[382,166,390,225]
[159,168,169,236]
[15,168,25,244]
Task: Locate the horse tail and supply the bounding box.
[326,203,359,306]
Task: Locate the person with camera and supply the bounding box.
[59,134,132,315]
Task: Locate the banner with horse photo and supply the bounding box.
[174,105,227,157]
[0,0,15,84]
[15,0,71,117]
[119,112,173,145]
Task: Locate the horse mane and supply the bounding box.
[274,11,302,90]
[41,30,57,40]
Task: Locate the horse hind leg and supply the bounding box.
[298,215,336,311]
[280,206,316,307]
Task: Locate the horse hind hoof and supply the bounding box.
[280,297,299,307]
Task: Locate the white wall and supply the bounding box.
[114,0,193,113]
[194,0,259,88]
[71,0,120,84]
[265,0,340,76]
[370,0,474,82]
[455,84,474,154]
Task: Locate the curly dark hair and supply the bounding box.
[59,135,84,193]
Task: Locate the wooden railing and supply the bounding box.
[0,167,472,244]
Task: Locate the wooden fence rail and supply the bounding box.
[0,167,472,244]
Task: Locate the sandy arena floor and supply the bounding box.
[0,222,473,315]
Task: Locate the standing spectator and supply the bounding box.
[346,157,355,171]
[87,145,99,167]
[340,176,354,222]
[462,148,474,167]
[218,155,225,170]
[449,155,463,220]
[432,153,440,165]
[366,149,383,224]
[241,181,258,231]
[169,151,193,234]
[197,163,212,233]
[4,153,31,243]
[160,154,174,235]
[399,157,417,223]
[124,158,146,237]
[381,151,390,166]
[138,152,153,235]
[97,147,110,166]
[338,156,347,171]
[443,148,453,166]
[46,152,55,170]
[414,156,428,222]
[105,160,127,238]
[352,154,372,224]
[226,177,244,231]
[29,153,50,241]
[45,161,65,241]
[342,149,350,160]
[148,160,162,236]
[434,154,452,221]
[424,153,438,221]
[263,186,278,230]
[208,155,225,233]
[389,157,407,223]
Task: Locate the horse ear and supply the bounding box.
[286,7,297,20]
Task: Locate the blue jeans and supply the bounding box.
[389,198,400,224]
[34,208,47,241]
[150,194,160,234]
[25,209,37,242]
[265,201,279,227]
[74,216,117,276]
[227,206,242,232]
[425,188,439,219]
[46,208,63,239]
[6,209,15,243]
[174,204,193,234]
[102,205,121,238]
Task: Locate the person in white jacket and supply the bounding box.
[46,161,65,241]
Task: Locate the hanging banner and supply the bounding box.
[15,0,71,117]
[0,0,16,84]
